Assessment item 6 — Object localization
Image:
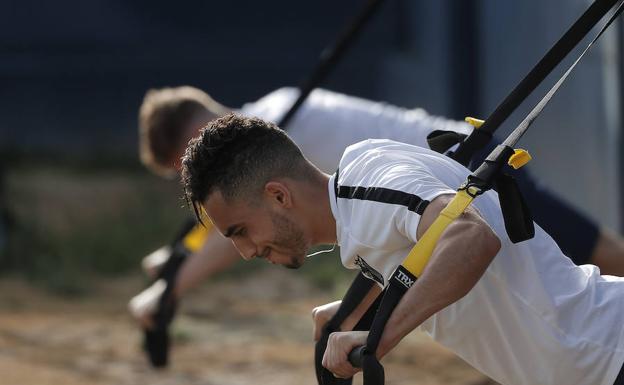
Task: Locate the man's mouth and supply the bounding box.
[259,248,272,262]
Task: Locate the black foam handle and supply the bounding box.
[351,348,386,385]
[348,345,367,368]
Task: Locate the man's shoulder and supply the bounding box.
[342,138,400,159]
[340,139,433,170]
[339,139,390,179]
[337,138,466,195]
[338,139,422,185]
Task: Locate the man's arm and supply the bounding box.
[129,230,240,329]
[312,284,383,341]
[376,194,501,357]
[323,194,501,377]
[172,230,241,298]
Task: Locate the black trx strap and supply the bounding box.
[314,273,382,385]
[142,218,197,368]
[143,248,184,368]
[314,171,381,385]
[278,0,387,129]
[345,2,624,385]
[427,0,621,165]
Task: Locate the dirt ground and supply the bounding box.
[0,269,497,385]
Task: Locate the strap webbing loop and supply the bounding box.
[279,0,387,129]
[453,0,620,165]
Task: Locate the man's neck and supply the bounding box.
[299,171,337,245]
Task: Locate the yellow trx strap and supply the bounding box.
[402,117,531,277]
[402,188,476,276]
[182,222,212,252]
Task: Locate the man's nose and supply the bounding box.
[232,238,257,261]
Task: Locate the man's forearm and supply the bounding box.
[377,208,500,358]
[173,232,240,298]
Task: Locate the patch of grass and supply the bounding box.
[3,166,189,293]
[1,164,357,296]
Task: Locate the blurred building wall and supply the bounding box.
[1,0,621,229]
[477,0,621,229]
[0,0,399,157]
[377,0,622,230]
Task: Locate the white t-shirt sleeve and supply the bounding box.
[336,140,487,286]
[389,170,457,244]
[337,166,455,286]
[342,156,457,253]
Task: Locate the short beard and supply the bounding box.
[270,211,307,269]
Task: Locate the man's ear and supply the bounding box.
[264,181,292,208]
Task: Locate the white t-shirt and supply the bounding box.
[328,139,624,385]
[240,87,472,173]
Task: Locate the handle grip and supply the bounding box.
[348,345,367,368]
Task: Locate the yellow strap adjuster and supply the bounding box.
[402,189,475,276]
[464,116,485,129]
[182,223,212,252]
[508,149,531,169]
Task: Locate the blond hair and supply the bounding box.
[138,86,229,178]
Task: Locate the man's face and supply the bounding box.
[203,190,310,269]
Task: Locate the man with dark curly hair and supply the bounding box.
[181,113,624,385]
[130,85,624,366]
[129,85,479,329]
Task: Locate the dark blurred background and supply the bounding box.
[0,0,622,291]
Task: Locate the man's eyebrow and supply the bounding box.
[223,225,240,238]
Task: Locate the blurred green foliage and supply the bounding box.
[298,246,356,296]
[1,165,353,295]
[3,166,187,294]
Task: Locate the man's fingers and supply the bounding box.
[311,305,330,341]
[128,279,167,330]
[311,308,321,340]
[322,331,360,378]
[141,246,172,278]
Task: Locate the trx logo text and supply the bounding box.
[395,269,415,288]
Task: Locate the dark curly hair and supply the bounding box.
[181,114,312,222]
